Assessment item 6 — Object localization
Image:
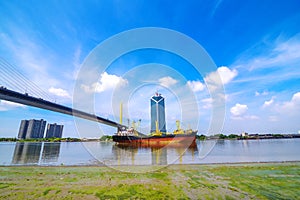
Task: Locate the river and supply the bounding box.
[1,139,300,166]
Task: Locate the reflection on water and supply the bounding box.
[41,143,61,163]
[12,143,42,164]
[12,142,61,165]
[151,148,167,165]
[111,143,198,165]
[1,139,299,166]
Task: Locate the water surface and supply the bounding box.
[1,139,299,166]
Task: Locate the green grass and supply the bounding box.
[43,188,52,196]
[0,162,299,199]
[207,163,300,199]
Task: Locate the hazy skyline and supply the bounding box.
[0,0,300,138]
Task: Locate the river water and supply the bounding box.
[1,139,300,166]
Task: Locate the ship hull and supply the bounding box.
[112,132,197,148]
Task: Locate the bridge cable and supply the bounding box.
[0,58,54,101]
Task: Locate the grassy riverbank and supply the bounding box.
[1,162,299,199]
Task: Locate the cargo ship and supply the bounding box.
[112,93,197,147]
[113,120,197,147]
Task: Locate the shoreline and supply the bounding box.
[1,160,300,168]
[1,136,300,143]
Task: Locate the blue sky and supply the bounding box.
[0,0,300,138]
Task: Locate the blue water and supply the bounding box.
[0,139,299,166]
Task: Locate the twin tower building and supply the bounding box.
[150,92,167,133]
[18,119,63,139]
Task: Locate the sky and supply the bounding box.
[0,0,300,138]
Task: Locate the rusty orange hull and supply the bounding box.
[112,132,197,148]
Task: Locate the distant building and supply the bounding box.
[26,119,46,139]
[241,132,248,137]
[150,92,167,133]
[45,123,64,138]
[18,120,29,139]
[18,119,46,139]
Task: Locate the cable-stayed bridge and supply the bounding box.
[0,86,120,128]
[0,58,145,135]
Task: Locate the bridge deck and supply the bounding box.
[0,87,145,136]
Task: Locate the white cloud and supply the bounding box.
[217,66,238,84]
[230,103,248,116]
[255,91,268,96]
[230,35,300,93]
[246,115,259,120]
[259,92,300,125]
[205,66,238,86]
[0,100,26,111]
[280,92,300,111]
[230,103,259,120]
[201,98,212,109]
[81,72,128,93]
[159,76,178,87]
[186,80,205,92]
[48,87,71,98]
[291,92,300,103]
[263,97,275,108]
[235,34,300,71]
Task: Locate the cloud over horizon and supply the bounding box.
[186,80,205,92]
[81,72,128,93]
[0,100,26,111]
[159,76,178,87]
[48,87,71,98]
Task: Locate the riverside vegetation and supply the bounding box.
[1,133,298,142]
[0,162,299,199]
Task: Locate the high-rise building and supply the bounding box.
[17,119,46,139]
[150,92,167,133]
[45,123,64,138]
[26,119,46,139]
[18,120,29,139]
